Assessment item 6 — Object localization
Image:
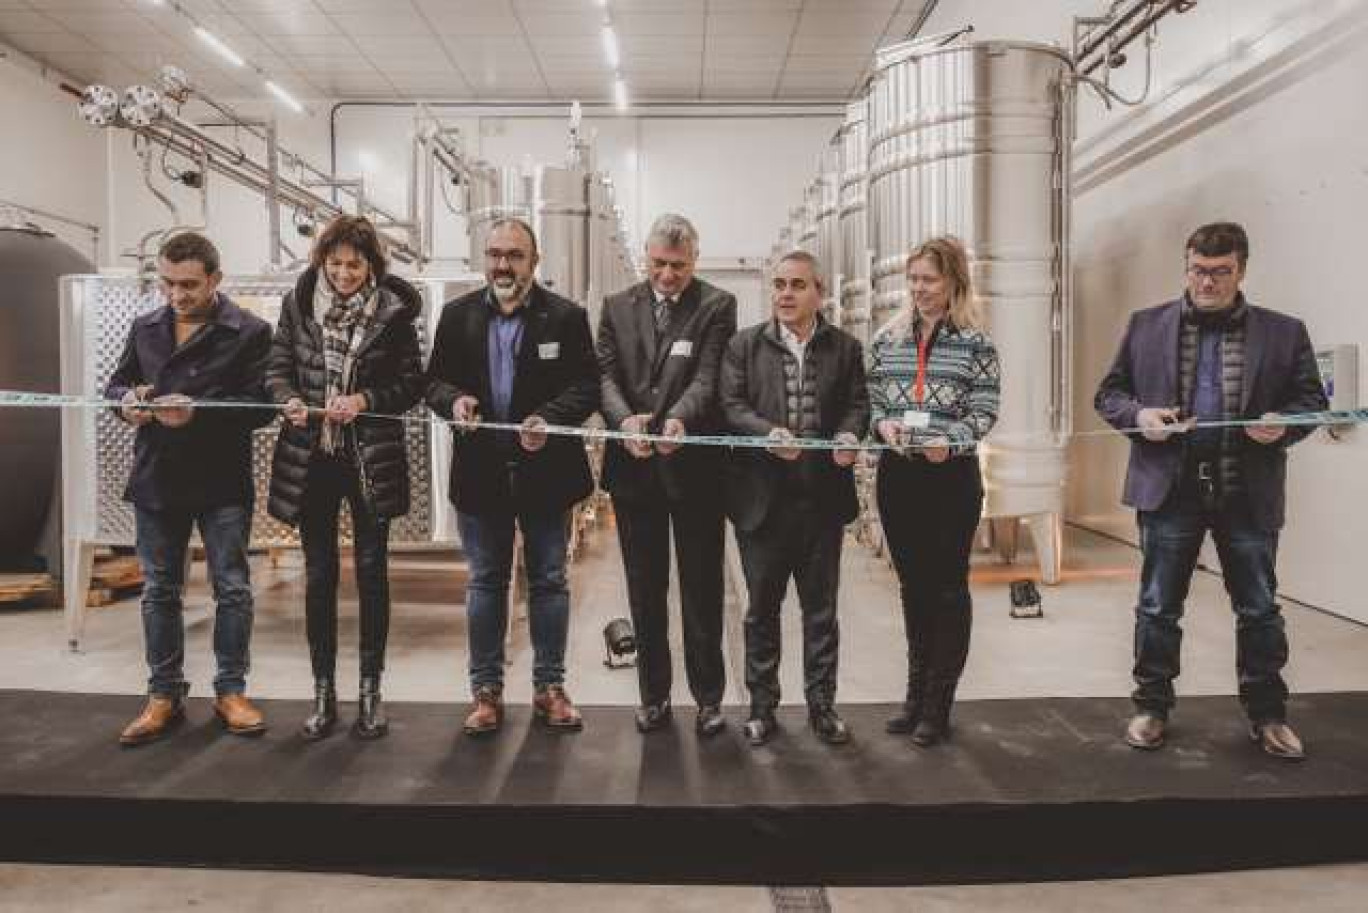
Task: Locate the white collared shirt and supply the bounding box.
[779,320,815,374]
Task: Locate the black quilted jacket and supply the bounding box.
[264,267,424,524]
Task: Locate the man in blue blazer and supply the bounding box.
[1095,222,1327,760]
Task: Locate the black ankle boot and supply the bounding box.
[353,674,388,739]
[301,677,337,741]
[885,701,921,734]
[909,680,957,748]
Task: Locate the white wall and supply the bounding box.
[1065,0,1368,622]
[0,54,106,263]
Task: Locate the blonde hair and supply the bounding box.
[880,235,982,340]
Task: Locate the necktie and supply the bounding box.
[654,298,674,337]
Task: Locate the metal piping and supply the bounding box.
[1075,0,1195,76]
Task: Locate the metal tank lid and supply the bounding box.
[873,37,1073,73]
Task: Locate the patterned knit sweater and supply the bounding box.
[867,317,1001,451]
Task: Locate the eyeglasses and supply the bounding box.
[1187,265,1236,281]
[771,277,815,292]
[485,248,530,265]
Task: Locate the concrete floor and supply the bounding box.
[3,521,1367,910]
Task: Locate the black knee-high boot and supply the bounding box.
[911,589,972,748]
[887,615,932,734]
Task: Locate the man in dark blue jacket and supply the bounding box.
[105,232,273,746]
[1095,222,1327,760]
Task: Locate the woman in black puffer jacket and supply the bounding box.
[266,215,423,741]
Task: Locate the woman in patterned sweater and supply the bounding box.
[868,236,1000,747]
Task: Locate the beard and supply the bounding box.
[491,273,526,304]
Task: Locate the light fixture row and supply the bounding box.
[598,1,629,112]
[142,0,306,115]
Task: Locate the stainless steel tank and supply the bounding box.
[532,163,590,308]
[789,204,813,256]
[466,163,530,272]
[837,99,872,344]
[588,173,619,306]
[868,39,1073,583]
[816,143,842,326]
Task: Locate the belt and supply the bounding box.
[1192,459,1220,510]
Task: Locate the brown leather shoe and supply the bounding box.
[533,684,583,731]
[1251,721,1306,761]
[463,686,505,736]
[213,693,266,736]
[1124,713,1166,750]
[119,695,185,747]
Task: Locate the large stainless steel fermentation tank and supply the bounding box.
[770,39,1074,583]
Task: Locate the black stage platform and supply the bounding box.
[3,689,1368,884]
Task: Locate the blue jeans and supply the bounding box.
[1133,495,1288,724]
[134,504,254,697]
[457,508,571,692]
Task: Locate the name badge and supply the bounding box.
[901,410,932,430]
[538,342,560,360]
[669,339,693,358]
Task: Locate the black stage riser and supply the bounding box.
[5,795,1368,884]
[4,690,1368,884]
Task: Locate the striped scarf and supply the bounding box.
[317,276,379,455]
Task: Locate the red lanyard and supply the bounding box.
[914,330,932,406]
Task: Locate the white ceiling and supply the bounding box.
[0,0,936,105]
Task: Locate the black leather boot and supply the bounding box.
[886,629,929,734]
[353,673,388,739]
[910,679,957,748]
[300,677,337,741]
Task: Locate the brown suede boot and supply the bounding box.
[463,686,504,736]
[533,684,583,731]
[119,695,186,747]
[213,693,267,736]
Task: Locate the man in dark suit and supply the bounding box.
[426,218,600,736]
[1096,222,1328,760]
[598,213,737,737]
[105,232,274,746]
[722,250,869,747]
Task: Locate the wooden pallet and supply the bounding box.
[0,574,55,606]
[86,556,144,608]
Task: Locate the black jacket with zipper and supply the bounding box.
[264,267,425,525]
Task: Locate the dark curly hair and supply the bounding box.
[310,214,388,279]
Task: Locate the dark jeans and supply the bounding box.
[298,453,392,681]
[735,495,844,711]
[877,453,982,704]
[613,494,726,708]
[1133,491,1288,723]
[458,507,571,692]
[134,503,254,697]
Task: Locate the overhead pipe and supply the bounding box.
[1075,0,1196,76]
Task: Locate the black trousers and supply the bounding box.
[877,453,982,709]
[298,453,392,680]
[735,494,844,711]
[613,494,726,707]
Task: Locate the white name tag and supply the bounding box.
[902,410,932,430]
[538,342,560,360]
[669,339,693,358]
